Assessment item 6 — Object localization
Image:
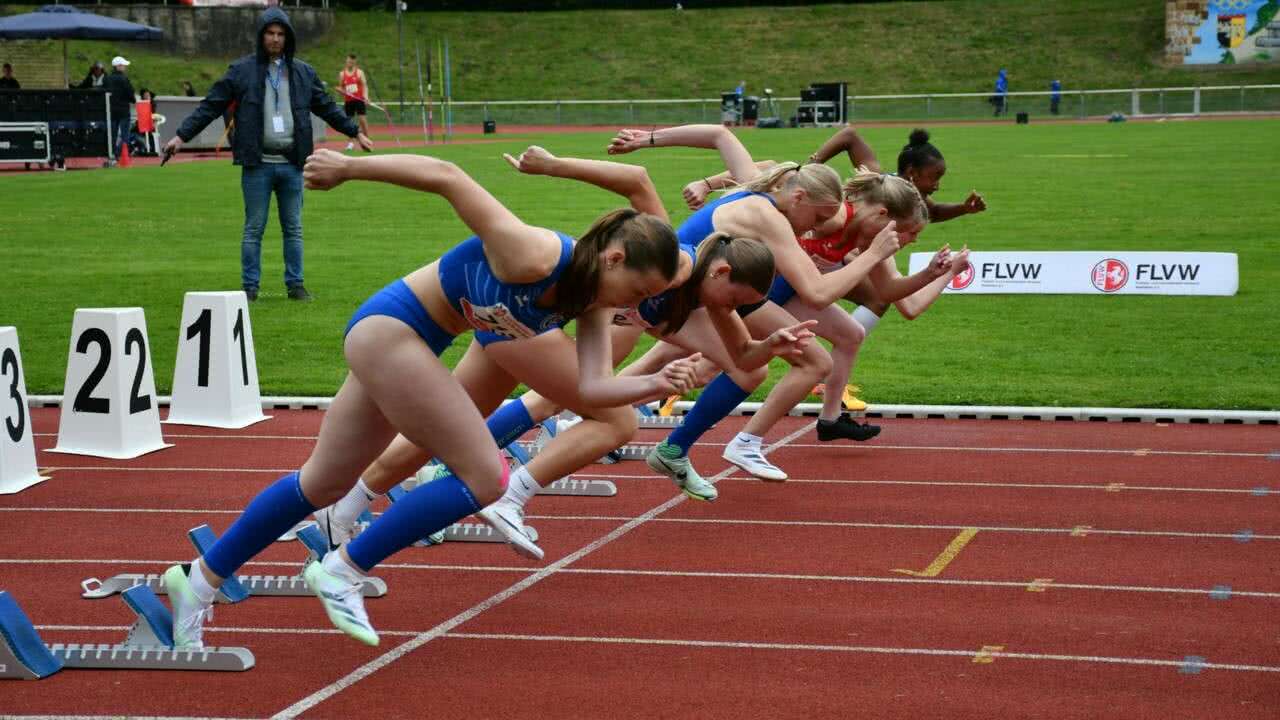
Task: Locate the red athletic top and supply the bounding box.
[339,69,366,101]
[798,201,857,269]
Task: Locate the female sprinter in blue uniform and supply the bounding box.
[607,124,904,496]
[312,145,816,558]
[161,149,699,648]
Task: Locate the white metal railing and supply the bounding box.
[371,84,1280,127]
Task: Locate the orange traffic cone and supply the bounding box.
[118,143,132,168]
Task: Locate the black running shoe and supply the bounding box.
[816,413,881,442]
[287,284,313,302]
[243,286,259,302]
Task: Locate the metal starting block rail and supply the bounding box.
[637,414,685,429]
[80,524,386,601]
[1,586,253,679]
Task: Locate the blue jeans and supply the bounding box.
[240,162,304,289]
[111,116,131,159]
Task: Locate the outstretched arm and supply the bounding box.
[303,150,560,283]
[924,192,987,223]
[576,308,701,407]
[682,160,778,210]
[868,245,954,303]
[808,126,880,172]
[505,145,668,223]
[732,203,901,309]
[895,247,970,319]
[608,124,760,186]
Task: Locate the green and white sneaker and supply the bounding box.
[162,564,212,650]
[646,441,718,501]
[304,558,380,646]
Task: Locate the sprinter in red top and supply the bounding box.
[338,53,369,149]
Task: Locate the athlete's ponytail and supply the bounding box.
[736,161,842,206]
[843,166,927,225]
[662,232,774,336]
[553,208,678,319]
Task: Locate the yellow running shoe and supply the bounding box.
[841,384,867,412]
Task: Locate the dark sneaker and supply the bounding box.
[287,285,313,302]
[243,287,259,302]
[816,413,881,442]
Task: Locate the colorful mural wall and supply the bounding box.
[1166,0,1280,64]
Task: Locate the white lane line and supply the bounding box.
[573,474,1274,495]
[443,632,1280,674]
[268,424,812,719]
[33,441,1275,462]
[2,507,1272,540]
[29,627,1278,674]
[10,557,1277,599]
[3,716,256,720]
[525,515,1280,541]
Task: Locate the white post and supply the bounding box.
[0,328,47,495]
[1131,88,1140,116]
[1193,87,1201,115]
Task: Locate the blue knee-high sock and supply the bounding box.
[487,399,535,450]
[345,472,481,572]
[203,472,316,579]
[667,373,750,456]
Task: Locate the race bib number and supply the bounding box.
[345,83,359,95]
[611,306,652,329]
[460,299,536,339]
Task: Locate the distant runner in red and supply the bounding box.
[338,53,369,149]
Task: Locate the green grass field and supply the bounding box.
[9,0,1280,105]
[3,118,1278,409]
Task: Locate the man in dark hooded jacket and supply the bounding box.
[164,7,372,302]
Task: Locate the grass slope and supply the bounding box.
[8,0,1280,104]
[3,119,1277,409]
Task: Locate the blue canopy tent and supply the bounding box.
[0,5,162,86]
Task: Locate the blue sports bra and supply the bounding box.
[436,233,576,346]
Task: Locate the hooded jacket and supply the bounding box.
[175,7,358,167]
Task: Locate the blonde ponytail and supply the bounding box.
[843,166,927,224]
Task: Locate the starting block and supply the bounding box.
[81,523,386,601]
[165,292,270,429]
[47,308,172,459]
[0,328,48,495]
[523,416,649,464]
[1,586,253,679]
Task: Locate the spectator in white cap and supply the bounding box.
[103,56,136,166]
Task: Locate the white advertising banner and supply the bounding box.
[907,252,1238,296]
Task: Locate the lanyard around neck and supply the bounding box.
[267,60,284,113]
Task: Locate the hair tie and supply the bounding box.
[719,234,733,246]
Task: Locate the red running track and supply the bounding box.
[1,408,1278,718]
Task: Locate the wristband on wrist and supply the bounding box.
[703,177,712,192]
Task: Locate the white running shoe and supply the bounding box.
[313,505,356,552]
[304,560,379,646]
[647,442,718,501]
[162,564,213,650]
[478,498,544,560]
[346,141,355,150]
[723,440,788,481]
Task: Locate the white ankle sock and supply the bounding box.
[332,478,378,527]
[506,466,540,507]
[188,558,217,605]
[322,549,367,582]
[851,306,881,335]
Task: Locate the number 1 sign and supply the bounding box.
[165,292,269,428]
